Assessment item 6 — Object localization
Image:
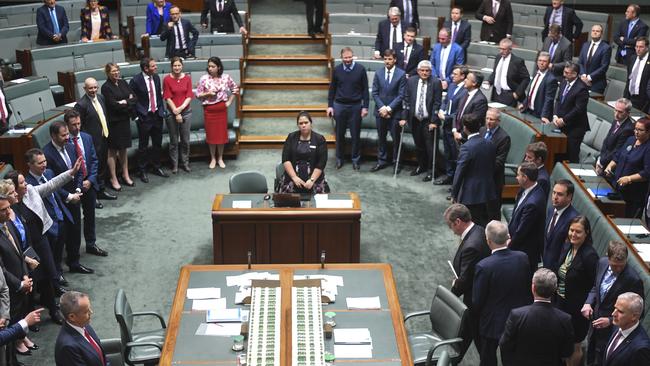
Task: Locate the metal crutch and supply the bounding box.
[431,125,437,185]
[393,125,405,179]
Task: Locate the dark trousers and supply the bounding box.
[565,132,585,163]
[628,94,647,113]
[334,102,362,164]
[80,187,97,247]
[411,117,435,173]
[478,336,499,366]
[442,125,458,177]
[487,185,503,222]
[95,136,108,191]
[587,325,610,366]
[137,112,164,171]
[459,306,480,360]
[467,203,489,228]
[64,203,81,268]
[376,115,400,165]
[32,235,59,283]
[305,0,323,33]
[491,90,517,107]
[46,222,66,277]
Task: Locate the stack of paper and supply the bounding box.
[187,287,221,299]
[192,298,226,311]
[633,243,650,264]
[293,274,344,302]
[206,308,247,323]
[333,328,373,358]
[346,296,381,310]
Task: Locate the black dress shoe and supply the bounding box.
[410,167,424,176]
[69,264,94,274]
[28,325,39,333]
[336,161,343,170]
[55,286,67,296]
[352,163,360,171]
[423,174,433,182]
[181,165,191,173]
[120,177,136,187]
[95,200,103,209]
[370,164,387,172]
[16,349,32,356]
[138,171,149,183]
[86,245,108,257]
[98,190,117,200]
[434,176,453,185]
[109,183,122,192]
[308,31,316,38]
[151,167,169,178]
[59,275,69,286]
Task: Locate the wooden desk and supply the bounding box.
[562,162,626,218]
[212,193,361,264]
[160,263,411,366]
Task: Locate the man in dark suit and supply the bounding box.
[389,0,418,29]
[552,63,590,163]
[602,292,650,366]
[488,38,530,107]
[519,51,558,120]
[596,98,635,176]
[509,162,547,271]
[429,28,465,90]
[542,0,583,43]
[582,242,644,366]
[304,0,324,37]
[524,141,550,197]
[65,109,108,258]
[0,77,12,135]
[394,27,425,78]
[451,113,496,228]
[55,291,108,366]
[452,71,488,144]
[542,24,574,77]
[625,37,650,113]
[473,220,531,366]
[443,6,471,60]
[160,6,199,59]
[129,58,169,183]
[36,0,69,45]
[444,203,490,358]
[475,0,513,44]
[578,25,612,94]
[74,78,117,202]
[480,108,511,221]
[374,7,403,59]
[399,60,442,181]
[371,50,406,172]
[200,0,247,35]
[500,268,574,366]
[544,179,579,271]
[435,66,468,185]
[614,4,649,65]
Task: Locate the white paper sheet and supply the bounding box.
[633,243,650,263]
[487,102,507,109]
[346,297,381,310]
[334,328,372,344]
[447,260,458,279]
[226,272,276,287]
[9,78,29,84]
[186,287,221,299]
[6,128,33,134]
[64,102,77,107]
[334,344,373,358]
[232,200,252,208]
[206,308,243,322]
[316,199,353,208]
[617,225,650,235]
[202,322,242,336]
[192,298,226,311]
[570,168,597,177]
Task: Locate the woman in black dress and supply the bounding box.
[101,63,136,191]
[279,111,329,194]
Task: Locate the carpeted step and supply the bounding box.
[241,117,335,137]
[243,89,328,106]
[248,43,327,56]
[249,0,306,34]
[245,64,329,84]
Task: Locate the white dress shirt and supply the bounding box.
[494,54,512,93]
[528,70,547,110]
[630,52,648,95]
[439,45,451,79]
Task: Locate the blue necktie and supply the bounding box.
[600,268,617,299]
[549,42,557,60]
[40,176,63,221]
[50,8,60,34]
[561,83,570,103]
[485,129,493,140]
[628,21,636,39]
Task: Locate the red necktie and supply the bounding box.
[148,76,156,112]
[73,136,87,178]
[84,328,105,366]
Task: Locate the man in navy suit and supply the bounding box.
[479,108,511,222]
[524,142,550,197]
[551,63,590,163]
[509,162,547,272]
[55,291,108,366]
[129,58,169,183]
[36,0,69,45]
[65,109,108,258]
[544,180,579,271]
[160,6,199,59]
[614,4,649,65]
[452,71,488,144]
[371,50,406,172]
[473,220,530,366]
[542,0,583,43]
[578,25,612,94]
[451,113,496,227]
[398,60,442,181]
[389,0,418,29]
[475,0,513,43]
[500,268,574,366]
[200,0,247,35]
[624,37,650,113]
[443,6,471,60]
[445,203,490,358]
[435,66,468,185]
[374,7,403,60]
[596,98,635,176]
[519,51,557,120]
[487,38,530,107]
[394,27,425,78]
[583,242,644,365]
[430,28,465,90]
[602,292,650,366]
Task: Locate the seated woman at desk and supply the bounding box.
[80,0,117,42]
[279,111,329,194]
[604,117,650,218]
[143,0,172,37]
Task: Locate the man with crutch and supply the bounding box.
[398,60,443,181]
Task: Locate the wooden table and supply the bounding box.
[160,263,411,366]
[212,193,361,264]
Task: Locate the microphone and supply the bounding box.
[15,111,25,129]
[580,152,593,171]
[71,51,76,72]
[625,208,643,239]
[247,250,252,270]
[320,250,326,269]
[592,177,604,199]
[111,47,115,64]
[38,97,45,123]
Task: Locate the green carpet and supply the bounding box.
[248,43,327,56]
[243,89,328,106]
[246,64,329,79]
[249,0,306,34]
[241,117,335,136]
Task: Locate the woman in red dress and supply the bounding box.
[196,57,239,169]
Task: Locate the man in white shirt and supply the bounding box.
[578,24,612,94]
[488,38,530,107]
[374,7,402,59]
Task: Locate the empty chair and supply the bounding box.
[101,338,125,366]
[114,289,166,366]
[404,284,467,366]
[229,171,268,193]
[274,162,284,193]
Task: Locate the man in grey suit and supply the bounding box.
[399,60,443,181]
[542,24,573,77]
[452,71,488,144]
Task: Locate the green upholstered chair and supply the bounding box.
[114,289,166,366]
[404,284,467,366]
[229,171,268,194]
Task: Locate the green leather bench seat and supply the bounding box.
[0,20,82,63]
[4,77,56,126]
[120,0,248,28]
[147,33,244,61]
[0,0,84,27]
[467,19,544,52]
[581,99,614,163]
[499,111,538,185]
[327,0,450,17]
[328,13,439,37]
